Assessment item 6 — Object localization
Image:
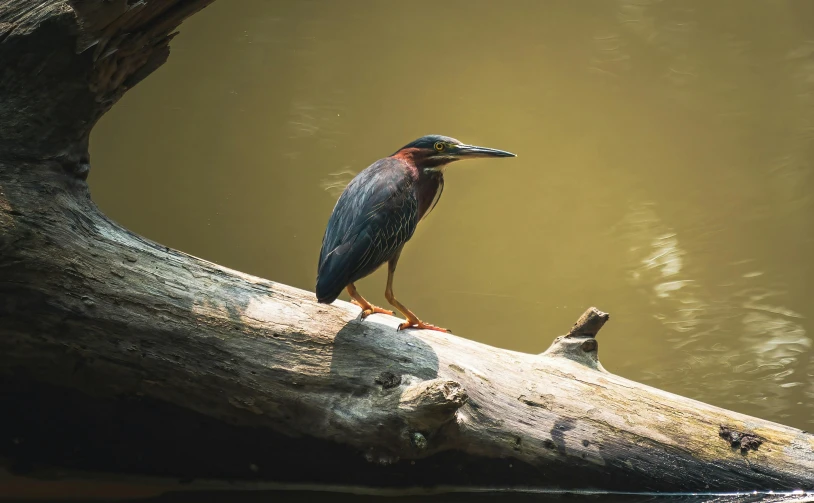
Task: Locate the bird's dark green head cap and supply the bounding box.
[394,135,516,161]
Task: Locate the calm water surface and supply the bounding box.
[86,0,813,498]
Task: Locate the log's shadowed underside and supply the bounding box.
[1,0,813,494]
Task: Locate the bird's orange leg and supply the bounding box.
[384,256,450,333]
[347,283,393,319]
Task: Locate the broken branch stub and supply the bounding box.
[566,307,609,338]
[540,307,608,371]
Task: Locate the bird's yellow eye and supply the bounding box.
[434,141,445,152]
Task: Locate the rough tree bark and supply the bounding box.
[1,0,813,495]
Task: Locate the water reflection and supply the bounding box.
[623,202,707,336]
[4,467,814,502]
[619,201,811,424]
[321,170,356,198]
[138,490,814,503]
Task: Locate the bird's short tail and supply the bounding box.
[316,234,358,305]
[316,290,339,304]
[315,267,345,305]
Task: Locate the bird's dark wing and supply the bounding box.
[316,158,418,303]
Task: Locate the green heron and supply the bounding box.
[316,135,515,332]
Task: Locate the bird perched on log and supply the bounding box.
[316,135,515,332]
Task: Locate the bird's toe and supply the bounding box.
[397,320,450,333]
[352,300,393,319]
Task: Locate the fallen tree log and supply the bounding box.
[1,0,813,494]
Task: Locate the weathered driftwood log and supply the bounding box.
[1,0,813,494]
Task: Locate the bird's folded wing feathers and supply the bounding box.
[316,160,418,302]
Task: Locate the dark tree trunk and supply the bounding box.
[1,0,813,495]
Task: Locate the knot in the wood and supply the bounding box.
[411,432,428,450]
[719,425,764,454]
[398,378,468,430]
[540,307,609,371]
[580,339,597,352]
[374,371,401,390]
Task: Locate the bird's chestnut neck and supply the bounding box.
[392,148,454,174]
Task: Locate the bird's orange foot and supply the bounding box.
[397,320,450,333]
[351,300,394,319]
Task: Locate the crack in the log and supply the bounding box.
[518,393,553,409]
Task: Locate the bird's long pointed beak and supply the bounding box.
[455,144,517,158]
